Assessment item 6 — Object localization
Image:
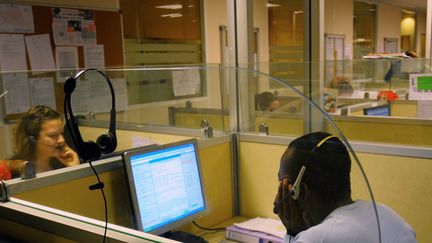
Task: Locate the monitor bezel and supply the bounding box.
[363,104,391,116]
[122,138,207,235]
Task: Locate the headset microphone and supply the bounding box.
[29,136,65,151]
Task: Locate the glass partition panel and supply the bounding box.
[234,64,385,242]
[239,59,432,146]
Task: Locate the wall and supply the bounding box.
[416,12,426,57]
[324,0,354,59]
[203,1,226,108]
[376,4,401,53]
[239,140,432,243]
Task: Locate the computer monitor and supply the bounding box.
[122,139,206,235]
[363,104,391,116]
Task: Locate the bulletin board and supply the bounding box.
[0,4,123,121]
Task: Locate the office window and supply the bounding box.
[119,0,205,104]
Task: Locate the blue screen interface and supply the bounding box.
[129,143,205,233]
[364,105,390,116]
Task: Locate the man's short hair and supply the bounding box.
[281,132,352,204]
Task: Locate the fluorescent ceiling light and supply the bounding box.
[161,13,183,18]
[155,4,182,10]
[267,3,280,7]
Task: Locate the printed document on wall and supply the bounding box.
[25,34,56,71]
[0,4,34,33]
[2,73,31,114]
[51,8,96,46]
[172,69,201,96]
[55,46,78,82]
[0,34,27,71]
[84,45,105,68]
[30,77,56,109]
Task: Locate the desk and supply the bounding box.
[200,216,249,243]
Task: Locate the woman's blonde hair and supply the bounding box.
[13,106,61,161]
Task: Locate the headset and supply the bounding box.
[64,69,117,162]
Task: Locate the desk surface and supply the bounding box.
[199,216,249,243]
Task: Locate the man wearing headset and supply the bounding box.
[274,132,416,243]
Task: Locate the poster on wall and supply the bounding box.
[51,8,97,46]
[0,4,34,33]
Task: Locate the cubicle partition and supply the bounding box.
[1,125,234,241]
[237,134,432,243]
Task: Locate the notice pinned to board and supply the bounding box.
[409,74,432,100]
[29,77,56,109]
[84,44,105,68]
[0,4,34,33]
[51,8,97,46]
[172,69,201,96]
[25,34,56,72]
[55,46,79,82]
[2,73,31,115]
[0,34,27,72]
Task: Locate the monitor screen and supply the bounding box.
[122,139,206,235]
[363,104,391,116]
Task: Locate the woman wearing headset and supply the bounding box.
[11,105,79,175]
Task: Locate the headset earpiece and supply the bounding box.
[290,166,306,200]
[96,133,116,153]
[81,141,103,161]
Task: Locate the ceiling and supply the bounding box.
[369,0,427,12]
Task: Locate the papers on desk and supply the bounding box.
[225,217,286,242]
[234,217,286,239]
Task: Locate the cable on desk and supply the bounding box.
[192,221,226,231]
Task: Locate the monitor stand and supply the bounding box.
[161,230,208,243]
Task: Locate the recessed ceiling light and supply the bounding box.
[155,4,182,10]
[161,13,183,18]
[267,3,280,8]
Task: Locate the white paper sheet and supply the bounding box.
[25,34,56,71]
[172,69,201,96]
[417,100,432,118]
[84,45,105,68]
[70,79,91,113]
[87,72,111,113]
[131,136,159,148]
[112,78,128,111]
[29,77,56,108]
[55,46,79,82]
[2,73,31,114]
[0,4,34,33]
[0,34,27,71]
[234,217,286,239]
